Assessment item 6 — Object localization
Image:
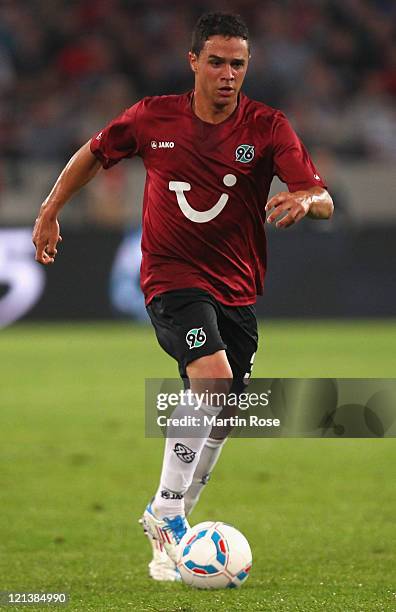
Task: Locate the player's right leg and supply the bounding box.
[141,434,227,581]
[142,351,232,565]
[139,518,181,581]
[141,289,233,576]
[184,301,259,517]
[141,291,259,579]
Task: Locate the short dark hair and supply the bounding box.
[191,12,250,56]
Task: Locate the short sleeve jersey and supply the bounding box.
[90,91,326,306]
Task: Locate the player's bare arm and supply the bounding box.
[265,186,334,229]
[32,142,101,265]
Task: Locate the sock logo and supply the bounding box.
[161,490,183,500]
[186,327,206,349]
[173,443,196,463]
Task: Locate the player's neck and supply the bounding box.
[192,91,237,125]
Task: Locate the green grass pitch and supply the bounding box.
[1,321,396,611]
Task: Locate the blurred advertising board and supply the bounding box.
[0,226,395,327]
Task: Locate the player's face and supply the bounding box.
[189,35,250,109]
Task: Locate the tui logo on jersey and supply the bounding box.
[235,144,255,163]
[169,174,237,223]
[186,327,206,349]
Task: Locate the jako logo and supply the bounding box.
[151,140,175,149]
[186,327,206,349]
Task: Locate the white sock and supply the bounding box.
[184,437,227,516]
[153,394,222,519]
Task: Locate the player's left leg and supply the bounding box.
[183,436,226,515]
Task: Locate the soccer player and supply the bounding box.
[33,12,333,581]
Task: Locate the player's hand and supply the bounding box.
[265,191,311,229]
[32,209,62,265]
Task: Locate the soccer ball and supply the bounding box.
[176,521,252,589]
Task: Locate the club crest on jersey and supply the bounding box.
[186,327,206,349]
[235,144,255,163]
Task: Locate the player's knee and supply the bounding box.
[187,351,232,401]
[187,350,232,380]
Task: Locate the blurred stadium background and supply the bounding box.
[1,0,396,326]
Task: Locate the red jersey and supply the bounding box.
[90,91,326,306]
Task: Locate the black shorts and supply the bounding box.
[146,288,258,389]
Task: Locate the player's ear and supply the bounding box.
[188,51,198,73]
